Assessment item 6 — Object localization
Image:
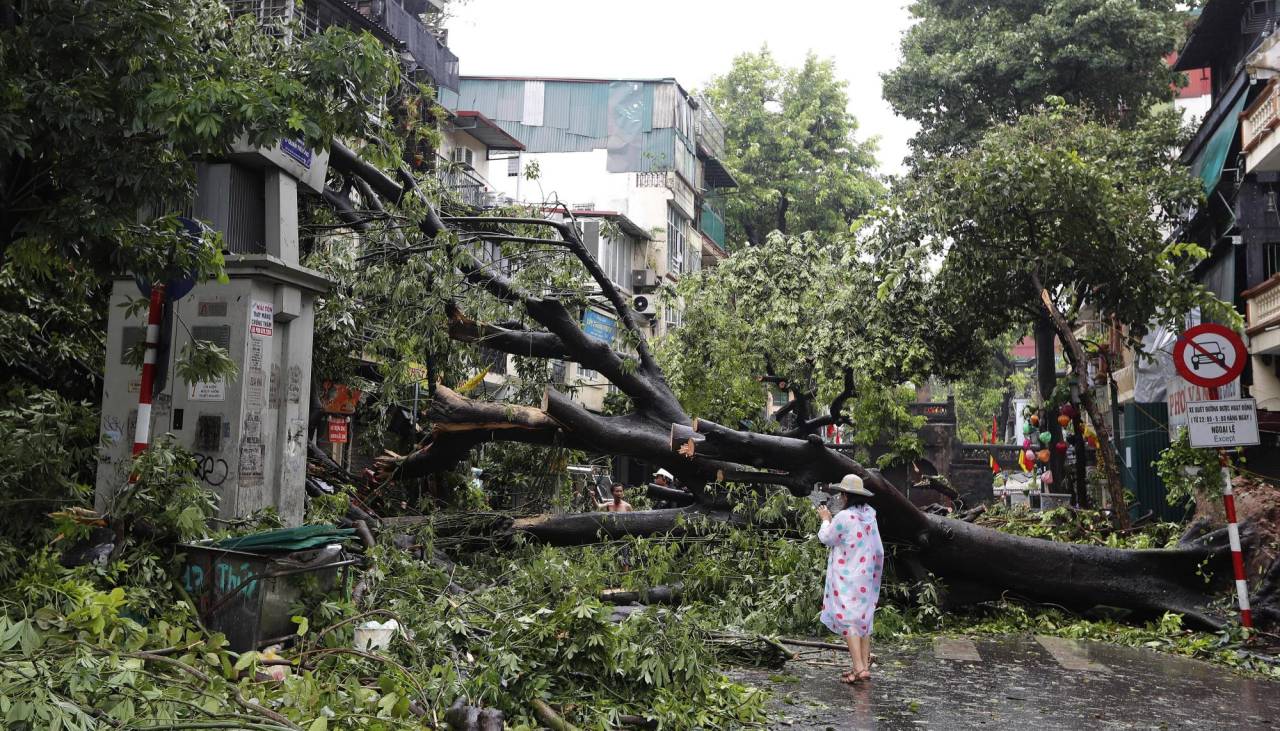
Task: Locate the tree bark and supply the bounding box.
[1034,281,1128,528]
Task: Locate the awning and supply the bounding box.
[1188,92,1247,195]
[701,155,738,189]
[451,111,525,151]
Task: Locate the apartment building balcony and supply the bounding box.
[1246,274,1280,355]
[698,198,726,250]
[693,95,725,160]
[1242,78,1280,174]
[226,0,457,90]
[435,154,490,208]
[369,0,459,90]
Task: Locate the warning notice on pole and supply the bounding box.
[249,301,274,337]
[1186,398,1260,448]
[327,416,349,444]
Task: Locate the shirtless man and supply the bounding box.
[599,483,633,512]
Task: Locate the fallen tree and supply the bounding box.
[325,141,1279,631]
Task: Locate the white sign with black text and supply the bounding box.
[1186,398,1260,449]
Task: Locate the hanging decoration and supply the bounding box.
[1057,414,1071,427]
[1037,448,1051,463]
[1054,440,1069,455]
[1030,414,1040,427]
[1038,431,1052,445]
[1042,470,1055,485]
[1018,447,1034,472]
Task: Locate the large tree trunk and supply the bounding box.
[326,140,1263,632]
[495,506,1244,630]
[1034,282,1128,528]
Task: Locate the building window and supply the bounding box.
[1266,241,1280,279]
[667,205,686,274]
[602,234,635,289]
[579,366,598,381]
[664,302,682,331]
[507,156,519,177]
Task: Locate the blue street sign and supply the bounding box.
[582,309,618,345]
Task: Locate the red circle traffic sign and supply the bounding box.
[1173,322,1246,389]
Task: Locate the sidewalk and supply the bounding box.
[732,634,1280,730]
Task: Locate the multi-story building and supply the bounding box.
[1172,0,1280,478]
[438,75,737,413]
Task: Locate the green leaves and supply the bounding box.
[704,48,883,248]
[885,0,1183,162]
[881,104,1216,373]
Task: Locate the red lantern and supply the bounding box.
[1054,441,1069,454]
[1057,414,1071,427]
[1060,403,1078,420]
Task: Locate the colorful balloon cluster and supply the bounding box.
[1018,401,1087,490]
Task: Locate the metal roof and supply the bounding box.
[1174,1,1244,71]
[545,209,651,240]
[450,111,525,151]
[701,155,738,189]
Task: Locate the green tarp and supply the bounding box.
[211,525,355,553]
[1190,92,1248,195]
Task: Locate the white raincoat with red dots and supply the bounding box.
[818,504,885,638]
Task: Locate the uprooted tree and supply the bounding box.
[318,139,1280,632]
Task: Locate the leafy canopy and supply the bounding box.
[657,231,934,462]
[704,47,882,247]
[880,103,1225,367]
[883,0,1184,161]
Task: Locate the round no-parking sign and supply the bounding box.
[1173,322,1247,389]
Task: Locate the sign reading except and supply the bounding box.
[1173,322,1247,389]
[249,301,274,338]
[327,416,349,444]
[1186,398,1261,448]
[1167,376,1240,438]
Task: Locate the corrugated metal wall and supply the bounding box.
[455,78,689,172]
[1120,403,1183,522]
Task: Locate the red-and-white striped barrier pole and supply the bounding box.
[1209,385,1252,628]
[131,284,166,460]
[1220,454,1253,628]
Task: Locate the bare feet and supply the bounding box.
[856,669,872,682]
[839,669,860,684]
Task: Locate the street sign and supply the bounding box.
[1173,322,1247,389]
[134,216,205,301]
[327,416,349,444]
[1186,398,1260,448]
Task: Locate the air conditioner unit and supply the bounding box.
[450,147,475,168]
[631,294,658,316]
[631,269,659,291]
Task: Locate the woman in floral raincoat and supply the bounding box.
[817,474,884,683]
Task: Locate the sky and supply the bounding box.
[444,0,919,176]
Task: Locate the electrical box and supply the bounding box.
[96,160,332,526]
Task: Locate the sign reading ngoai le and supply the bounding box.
[1186,398,1260,449]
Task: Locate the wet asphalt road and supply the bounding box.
[731,634,1280,730]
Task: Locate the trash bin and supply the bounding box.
[180,540,358,651]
